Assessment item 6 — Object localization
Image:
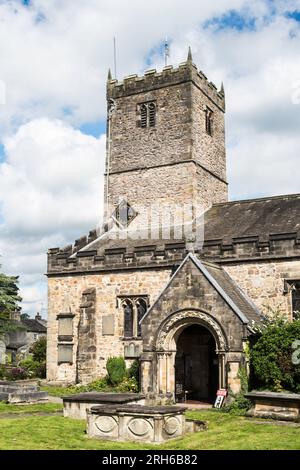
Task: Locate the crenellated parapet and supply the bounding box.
[47,230,300,276]
[107,55,225,112]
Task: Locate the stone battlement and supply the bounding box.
[47,231,300,275]
[107,57,225,111]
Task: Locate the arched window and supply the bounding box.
[136,298,147,337]
[123,300,134,337]
[205,107,213,136]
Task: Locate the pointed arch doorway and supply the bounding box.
[174,324,219,403]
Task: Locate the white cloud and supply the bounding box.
[0,118,105,314]
[0,0,252,132]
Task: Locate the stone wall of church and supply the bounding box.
[224,259,300,320]
[108,81,192,174]
[106,162,228,233]
[191,81,227,184]
[47,268,172,384]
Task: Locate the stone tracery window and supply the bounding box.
[123,299,134,338]
[120,296,149,338]
[139,102,156,128]
[136,298,147,337]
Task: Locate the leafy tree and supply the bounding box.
[0,263,22,335]
[250,311,300,393]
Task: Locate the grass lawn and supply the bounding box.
[0,402,63,414]
[0,404,299,450]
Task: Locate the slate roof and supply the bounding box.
[204,193,300,241]
[21,318,47,334]
[74,193,300,256]
[197,258,263,325]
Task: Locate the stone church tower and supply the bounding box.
[104,48,227,231]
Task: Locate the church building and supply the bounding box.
[46,49,300,403]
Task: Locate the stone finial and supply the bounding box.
[187,46,193,62]
[107,68,112,81]
[220,82,225,96]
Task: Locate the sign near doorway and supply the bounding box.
[214,389,227,408]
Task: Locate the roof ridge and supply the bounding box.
[212,193,300,207]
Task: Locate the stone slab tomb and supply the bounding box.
[63,392,145,419]
[0,380,48,404]
[87,404,206,443]
[245,391,300,422]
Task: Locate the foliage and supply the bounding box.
[106,356,126,386]
[127,359,140,381]
[250,315,300,392]
[0,263,22,335]
[0,364,6,379]
[19,357,46,379]
[223,366,252,415]
[4,367,27,381]
[30,336,47,363]
[116,377,139,393]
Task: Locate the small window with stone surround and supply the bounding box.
[58,344,73,364]
[138,101,156,128]
[57,313,74,342]
[205,107,213,136]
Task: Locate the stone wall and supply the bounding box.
[224,259,300,319]
[191,80,227,183]
[47,268,172,383]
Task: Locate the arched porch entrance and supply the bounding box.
[175,324,218,402]
[153,310,227,402]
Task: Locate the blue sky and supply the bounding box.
[0,0,300,316]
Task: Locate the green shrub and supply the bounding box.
[250,319,300,392]
[30,336,47,363]
[19,357,46,379]
[82,377,109,392]
[223,366,251,415]
[106,357,126,386]
[5,367,27,381]
[0,365,7,380]
[127,360,140,381]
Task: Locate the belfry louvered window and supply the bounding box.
[148,102,156,127]
[139,102,156,128]
[140,104,147,128]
